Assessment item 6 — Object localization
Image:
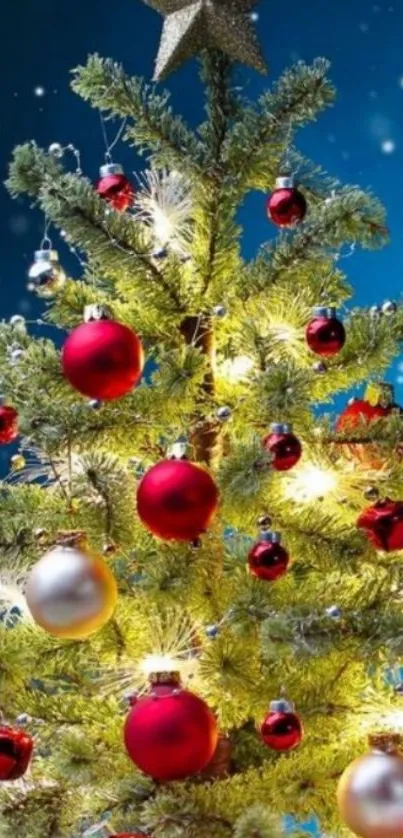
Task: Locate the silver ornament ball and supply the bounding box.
[217,405,232,421]
[48,142,64,158]
[369,305,381,319]
[9,315,26,332]
[28,249,66,298]
[213,304,227,318]
[25,543,117,639]
[338,743,403,838]
[382,300,397,316]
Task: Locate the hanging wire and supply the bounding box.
[99,112,128,162]
[40,216,52,251]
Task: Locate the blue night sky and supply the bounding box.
[1,1,403,407]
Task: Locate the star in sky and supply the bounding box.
[142,0,267,81]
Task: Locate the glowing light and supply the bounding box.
[284,463,338,503]
[219,355,254,382]
[134,168,193,257]
[34,86,46,97]
[270,321,298,344]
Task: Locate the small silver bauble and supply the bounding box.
[48,142,64,158]
[217,405,232,421]
[382,301,397,316]
[213,305,227,318]
[10,348,25,364]
[28,249,66,298]
[88,399,102,410]
[364,486,380,501]
[369,305,381,319]
[205,624,220,639]
[9,315,26,332]
[326,605,342,619]
[313,360,327,374]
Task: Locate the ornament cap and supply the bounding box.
[368,732,403,754]
[99,162,124,178]
[312,305,337,318]
[270,422,292,435]
[259,530,281,544]
[83,304,112,323]
[54,530,87,549]
[148,671,181,687]
[276,175,295,189]
[34,248,59,263]
[269,698,294,713]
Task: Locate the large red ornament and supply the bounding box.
[248,531,290,582]
[124,673,218,781]
[0,406,18,445]
[96,163,135,213]
[62,319,143,401]
[260,700,303,752]
[306,306,346,357]
[266,176,307,228]
[336,383,396,469]
[263,423,302,472]
[0,725,33,780]
[357,499,403,552]
[137,458,219,541]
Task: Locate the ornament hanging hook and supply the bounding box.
[40,216,52,251]
[99,111,127,163]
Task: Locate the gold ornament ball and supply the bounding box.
[25,543,117,639]
[337,742,403,838]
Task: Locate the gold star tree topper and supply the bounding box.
[142,0,268,81]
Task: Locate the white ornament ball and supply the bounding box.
[337,739,403,838]
[25,543,118,639]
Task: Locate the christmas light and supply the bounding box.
[219,355,254,381]
[134,168,193,257]
[284,462,338,503]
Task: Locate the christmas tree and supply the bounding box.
[3,2,403,837]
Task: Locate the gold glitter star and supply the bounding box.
[143,0,268,81]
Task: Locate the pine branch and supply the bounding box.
[225,58,335,192]
[71,54,203,175]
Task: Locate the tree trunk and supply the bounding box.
[180,315,221,467]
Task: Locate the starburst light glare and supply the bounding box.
[134,168,193,256]
[284,462,338,503]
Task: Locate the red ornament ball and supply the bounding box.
[248,532,290,582]
[336,398,392,432]
[96,164,135,213]
[357,499,403,552]
[260,701,303,752]
[62,319,143,401]
[263,423,302,472]
[336,387,396,469]
[306,307,346,357]
[267,177,307,228]
[124,674,218,781]
[137,458,219,541]
[0,725,33,780]
[0,406,18,445]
